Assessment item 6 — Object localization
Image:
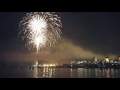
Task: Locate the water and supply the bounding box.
[0,67,120,78]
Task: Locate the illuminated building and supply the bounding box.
[33,61,39,68]
[110,60,113,63]
[36,61,39,67]
[118,56,120,61]
[42,64,56,67]
[93,57,98,62]
[105,57,109,63]
[117,56,120,64]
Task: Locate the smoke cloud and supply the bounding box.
[0,38,117,65]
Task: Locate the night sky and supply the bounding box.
[0,12,120,64]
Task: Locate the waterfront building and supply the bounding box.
[35,61,39,67]
[93,57,96,64]
[118,56,120,61]
[93,57,98,62]
[105,57,110,63]
[110,60,113,63]
[118,56,120,64]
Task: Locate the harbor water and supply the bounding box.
[0,67,120,78]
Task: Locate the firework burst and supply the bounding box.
[18,12,62,53]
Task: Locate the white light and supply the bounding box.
[33,65,36,67]
[18,12,62,53]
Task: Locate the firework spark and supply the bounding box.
[18,12,62,53]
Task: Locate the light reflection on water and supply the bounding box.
[28,67,56,78]
[106,69,110,78]
[1,67,120,78]
[27,67,120,78]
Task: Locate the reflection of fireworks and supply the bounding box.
[18,12,62,53]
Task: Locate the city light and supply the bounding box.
[42,64,56,67]
[34,63,57,67]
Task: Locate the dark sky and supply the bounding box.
[58,12,120,55]
[0,12,120,64]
